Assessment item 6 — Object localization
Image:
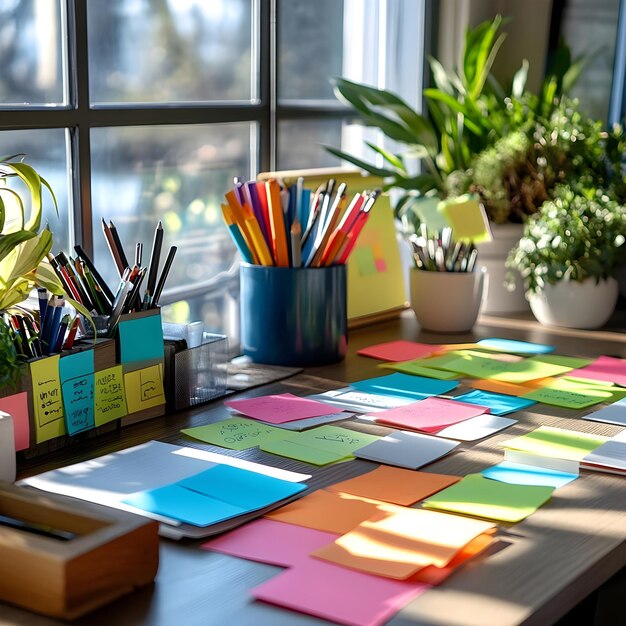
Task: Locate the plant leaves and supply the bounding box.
[364,141,406,172]
[512,59,529,98]
[323,146,397,178]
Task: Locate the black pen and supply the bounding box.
[151,246,177,308]
[146,221,163,305]
[74,244,116,303]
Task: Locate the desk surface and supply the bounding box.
[7,312,626,626]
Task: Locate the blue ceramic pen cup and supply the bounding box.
[240,263,347,366]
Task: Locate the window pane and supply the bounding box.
[558,0,619,122]
[0,0,67,106]
[90,123,252,337]
[277,119,347,169]
[0,129,71,253]
[87,0,254,105]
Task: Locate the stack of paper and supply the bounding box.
[580,430,626,475]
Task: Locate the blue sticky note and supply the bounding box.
[350,373,458,400]
[453,390,536,416]
[179,464,307,510]
[59,350,95,435]
[118,313,164,364]
[123,484,244,527]
[476,338,555,355]
[482,461,578,489]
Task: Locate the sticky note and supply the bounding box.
[452,389,536,415]
[327,466,461,506]
[124,364,165,413]
[476,338,555,355]
[0,392,29,451]
[501,426,609,461]
[530,354,592,369]
[357,340,442,362]
[178,464,307,510]
[59,350,95,436]
[307,388,414,413]
[422,473,554,522]
[354,430,459,469]
[567,355,626,387]
[313,508,495,578]
[30,355,66,444]
[182,417,284,450]
[481,461,578,488]
[381,361,459,380]
[118,312,164,364]
[374,396,488,433]
[260,438,350,466]
[469,377,548,397]
[521,378,613,409]
[436,414,517,441]
[412,195,448,232]
[225,393,341,424]
[94,365,127,426]
[203,518,339,567]
[438,195,492,243]
[351,373,458,400]
[583,397,626,427]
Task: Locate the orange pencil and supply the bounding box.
[265,179,289,267]
[256,181,273,246]
[243,203,274,266]
[221,203,260,264]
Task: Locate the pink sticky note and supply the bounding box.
[252,556,429,626]
[374,396,489,433]
[568,356,626,387]
[224,393,341,424]
[202,518,338,567]
[0,392,29,451]
[357,340,442,362]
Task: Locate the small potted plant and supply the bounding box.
[506,185,626,329]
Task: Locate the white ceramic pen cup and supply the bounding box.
[410,267,487,333]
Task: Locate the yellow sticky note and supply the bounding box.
[124,364,165,414]
[422,473,554,522]
[30,355,66,444]
[438,195,492,243]
[95,365,128,426]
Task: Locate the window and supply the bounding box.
[0,0,425,349]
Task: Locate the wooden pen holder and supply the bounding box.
[0,481,159,620]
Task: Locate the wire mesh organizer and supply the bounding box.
[164,333,229,411]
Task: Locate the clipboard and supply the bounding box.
[257,167,408,327]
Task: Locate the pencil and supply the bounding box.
[146,221,163,304]
[109,220,130,271]
[102,218,125,276]
[266,179,289,267]
[74,244,116,303]
[290,220,302,267]
[152,246,177,307]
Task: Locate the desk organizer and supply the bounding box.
[164,333,229,411]
[0,481,159,620]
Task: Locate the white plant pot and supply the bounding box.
[476,223,529,314]
[528,277,619,329]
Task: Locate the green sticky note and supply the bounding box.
[351,246,377,276]
[438,195,492,243]
[118,313,164,364]
[522,379,614,409]
[182,418,284,451]
[381,361,459,380]
[530,355,592,369]
[260,439,351,466]
[501,426,609,461]
[294,425,380,456]
[412,195,448,232]
[422,473,554,522]
[442,355,510,378]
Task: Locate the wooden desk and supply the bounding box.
[6,312,626,626]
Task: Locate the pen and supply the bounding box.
[37,287,48,322]
[135,242,143,267]
[151,246,177,307]
[146,221,163,304]
[109,220,130,271]
[102,218,125,277]
[74,244,116,303]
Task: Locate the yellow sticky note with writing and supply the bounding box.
[438,195,492,243]
[95,365,128,426]
[124,364,165,414]
[30,355,66,444]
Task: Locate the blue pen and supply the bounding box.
[37,287,48,322]
[46,297,65,355]
[40,297,55,353]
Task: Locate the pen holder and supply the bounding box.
[240,263,347,366]
[410,267,487,333]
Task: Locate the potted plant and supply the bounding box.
[506,185,626,329]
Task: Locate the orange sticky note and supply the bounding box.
[357,340,442,362]
[469,377,554,397]
[313,507,495,579]
[327,466,461,506]
[265,489,401,534]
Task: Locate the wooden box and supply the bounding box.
[0,482,159,620]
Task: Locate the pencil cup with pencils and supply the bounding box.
[240,263,347,366]
[408,228,486,333]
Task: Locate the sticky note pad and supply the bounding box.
[94,365,127,426]
[476,338,555,355]
[422,473,554,522]
[261,438,351,466]
[354,430,459,469]
[59,350,95,436]
[225,392,340,424]
[381,361,460,380]
[357,340,442,362]
[351,373,458,400]
[178,464,307,510]
[481,461,578,489]
[521,378,613,409]
[313,508,495,578]
[124,364,165,413]
[182,417,284,450]
[501,426,609,461]
[0,392,30,451]
[118,312,164,363]
[374,396,488,433]
[567,355,626,387]
[438,195,492,243]
[327,466,461,506]
[452,389,536,415]
[30,355,66,444]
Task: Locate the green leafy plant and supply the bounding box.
[506,185,626,295]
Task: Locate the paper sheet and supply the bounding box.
[583,397,626,427]
[436,414,517,441]
[181,417,284,450]
[481,461,578,488]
